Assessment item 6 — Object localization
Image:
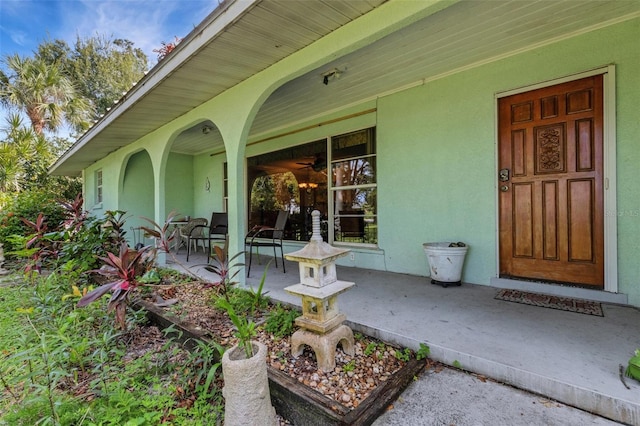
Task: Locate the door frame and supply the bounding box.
[494,65,618,293]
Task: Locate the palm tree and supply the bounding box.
[0,114,52,193]
[0,54,91,135]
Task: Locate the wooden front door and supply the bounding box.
[498,75,604,288]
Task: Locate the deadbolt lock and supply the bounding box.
[500,185,509,192]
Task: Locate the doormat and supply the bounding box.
[494,289,603,317]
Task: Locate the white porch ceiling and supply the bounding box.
[51,0,640,175]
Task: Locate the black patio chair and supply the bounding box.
[187,212,228,262]
[337,210,365,242]
[245,210,289,277]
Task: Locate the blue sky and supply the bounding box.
[0,0,220,63]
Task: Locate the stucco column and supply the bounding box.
[206,82,271,284]
[221,125,248,282]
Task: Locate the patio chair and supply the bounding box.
[338,210,365,242]
[245,210,289,277]
[178,218,208,256]
[187,212,228,262]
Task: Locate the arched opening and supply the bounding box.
[120,150,154,244]
[164,120,226,221]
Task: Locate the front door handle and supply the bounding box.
[499,168,510,182]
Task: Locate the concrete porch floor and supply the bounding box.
[173,251,640,425]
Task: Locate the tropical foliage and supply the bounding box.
[36,35,148,119]
[77,242,155,329]
[0,189,68,252]
[0,115,50,191]
[0,270,224,424]
[0,34,149,209]
[0,54,90,135]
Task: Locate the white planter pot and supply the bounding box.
[222,341,276,426]
[422,242,469,287]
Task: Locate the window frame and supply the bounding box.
[328,129,377,248]
[246,126,377,247]
[223,162,228,212]
[95,169,103,206]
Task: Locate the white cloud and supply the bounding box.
[0,25,28,47]
[55,1,167,58]
[53,0,218,60]
[9,30,28,46]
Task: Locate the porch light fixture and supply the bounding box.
[322,68,343,85]
[202,125,212,135]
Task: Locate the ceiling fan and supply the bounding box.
[296,155,326,172]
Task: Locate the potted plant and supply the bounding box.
[218,296,276,425]
[205,247,276,425]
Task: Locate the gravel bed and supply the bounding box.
[152,284,411,411]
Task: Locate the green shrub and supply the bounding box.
[416,343,430,360]
[0,189,67,252]
[56,215,113,272]
[214,287,256,316]
[394,348,412,362]
[364,342,377,357]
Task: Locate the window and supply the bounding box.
[246,127,377,246]
[247,139,327,242]
[95,169,103,205]
[331,128,377,245]
[223,162,228,212]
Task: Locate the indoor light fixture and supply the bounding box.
[298,182,318,189]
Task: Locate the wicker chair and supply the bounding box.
[178,218,208,256]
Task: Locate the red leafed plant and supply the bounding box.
[58,193,88,233]
[21,213,60,273]
[22,213,48,249]
[203,245,244,303]
[153,36,182,60]
[140,211,178,256]
[140,211,204,282]
[77,242,154,329]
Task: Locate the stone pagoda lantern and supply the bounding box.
[284,210,355,372]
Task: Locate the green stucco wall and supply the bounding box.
[164,153,194,219]
[250,17,640,300]
[192,152,227,220]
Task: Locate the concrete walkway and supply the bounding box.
[372,365,621,426]
[175,253,640,425]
